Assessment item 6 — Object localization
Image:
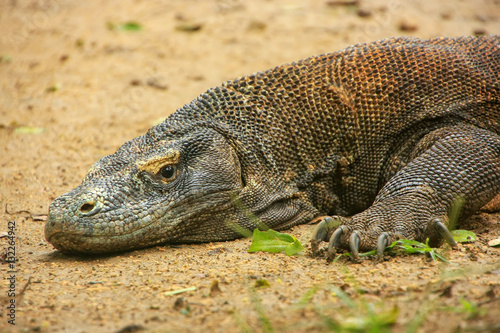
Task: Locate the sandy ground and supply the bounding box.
[1,0,500,332]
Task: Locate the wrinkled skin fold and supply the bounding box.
[45,36,500,255]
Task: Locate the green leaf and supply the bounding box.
[108,21,142,31]
[341,306,399,331]
[451,229,477,243]
[329,286,356,309]
[394,239,450,262]
[248,229,304,256]
[295,285,319,307]
[46,83,61,92]
[254,279,270,288]
[443,297,485,319]
[0,55,12,63]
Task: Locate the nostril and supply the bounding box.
[80,202,96,214]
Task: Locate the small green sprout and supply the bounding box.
[107,21,142,31]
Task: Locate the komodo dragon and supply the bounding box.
[45,36,500,259]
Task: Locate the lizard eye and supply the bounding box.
[159,165,177,181]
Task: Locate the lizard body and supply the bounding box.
[45,36,500,255]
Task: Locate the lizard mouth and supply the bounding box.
[44,213,178,254]
[45,189,242,254]
[45,230,163,254]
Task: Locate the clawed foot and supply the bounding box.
[310,215,457,262]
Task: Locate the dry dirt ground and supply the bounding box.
[1,1,500,332]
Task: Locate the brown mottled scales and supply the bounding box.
[45,36,500,257]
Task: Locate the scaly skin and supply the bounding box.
[45,36,500,255]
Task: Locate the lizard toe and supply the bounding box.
[427,217,458,249]
[311,216,342,254]
[326,225,347,260]
[377,232,390,259]
[349,231,361,262]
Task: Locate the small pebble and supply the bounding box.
[398,18,419,32]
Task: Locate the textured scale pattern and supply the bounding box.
[45,36,500,254]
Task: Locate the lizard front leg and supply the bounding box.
[312,125,500,260]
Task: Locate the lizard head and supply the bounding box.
[45,123,246,253]
[45,121,316,254]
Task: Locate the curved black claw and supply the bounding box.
[377,232,389,259]
[311,216,342,254]
[349,231,360,261]
[326,225,346,259]
[432,218,458,249]
[312,217,333,243]
[330,225,345,249]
